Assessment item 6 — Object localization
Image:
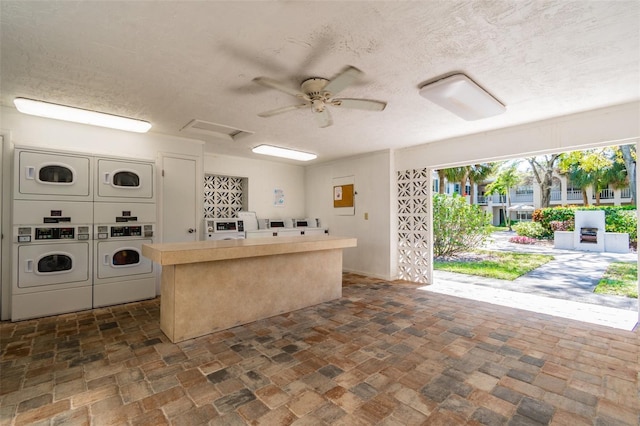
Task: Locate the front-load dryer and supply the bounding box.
[95,157,155,203]
[14,147,92,201]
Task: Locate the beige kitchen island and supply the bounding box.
[142,235,357,343]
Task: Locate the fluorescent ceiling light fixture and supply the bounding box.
[419,74,505,120]
[13,98,152,133]
[252,144,317,161]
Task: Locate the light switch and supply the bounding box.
[364,212,369,220]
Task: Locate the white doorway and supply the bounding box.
[159,153,201,244]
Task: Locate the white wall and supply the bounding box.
[305,150,395,280]
[1,107,204,159]
[396,102,640,170]
[0,106,205,319]
[204,153,306,220]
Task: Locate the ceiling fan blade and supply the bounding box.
[333,98,387,111]
[258,104,309,117]
[323,66,363,96]
[314,108,332,128]
[253,77,308,99]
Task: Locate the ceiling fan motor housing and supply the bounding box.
[301,78,330,98]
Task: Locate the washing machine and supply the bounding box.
[204,218,245,240]
[95,156,155,203]
[267,219,302,237]
[14,147,92,201]
[11,201,93,321]
[293,218,328,236]
[93,203,156,307]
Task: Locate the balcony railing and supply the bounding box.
[620,187,632,199]
[477,195,488,204]
[592,188,614,200]
[512,193,533,203]
[567,189,583,201]
[550,189,561,201]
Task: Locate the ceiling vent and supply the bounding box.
[180,119,253,142]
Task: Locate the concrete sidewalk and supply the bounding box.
[426,231,639,330]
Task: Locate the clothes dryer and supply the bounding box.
[93,203,156,307]
[14,147,92,201]
[95,156,155,203]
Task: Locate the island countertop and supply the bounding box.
[142,235,357,266]
[142,234,358,343]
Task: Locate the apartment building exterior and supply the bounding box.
[435,173,634,226]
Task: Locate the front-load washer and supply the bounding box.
[14,147,92,201]
[204,218,245,240]
[95,157,155,203]
[11,198,93,321]
[12,224,93,321]
[93,202,156,307]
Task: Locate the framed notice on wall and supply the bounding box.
[332,176,355,215]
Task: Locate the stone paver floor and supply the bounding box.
[1,273,639,425]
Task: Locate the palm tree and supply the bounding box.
[467,163,496,204]
[436,169,446,194]
[485,165,521,230]
[444,167,468,196]
[559,148,621,206]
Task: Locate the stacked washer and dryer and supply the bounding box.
[11,147,156,321]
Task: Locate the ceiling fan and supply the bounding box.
[253,66,387,128]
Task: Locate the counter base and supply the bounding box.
[161,249,342,343]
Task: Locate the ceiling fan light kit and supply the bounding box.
[13,97,152,133]
[252,144,317,161]
[419,74,505,120]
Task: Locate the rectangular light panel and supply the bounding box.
[14,98,152,133]
[419,74,505,121]
[252,145,317,161]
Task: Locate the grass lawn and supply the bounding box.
[594,262,638,299]
[433,250,554,281]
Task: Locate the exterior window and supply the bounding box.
[112,249,140,266]
[38,254,72,273]
[113,171,140,187]
[39,165,73,183]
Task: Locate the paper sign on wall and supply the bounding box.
[274,188,285,207]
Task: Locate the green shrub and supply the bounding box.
[513,221,546,239]
[433,193,492,257]
[605,209,637,241]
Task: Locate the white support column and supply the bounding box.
[634,140,640,327]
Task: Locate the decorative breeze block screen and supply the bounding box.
[397,168,431,283]
[204,175,245,218]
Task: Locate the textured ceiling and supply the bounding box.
[1,1,639,164]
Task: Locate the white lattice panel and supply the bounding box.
[204,175,244,219]
[397,168,431,283]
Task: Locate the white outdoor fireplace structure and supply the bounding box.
[554,210,629,253]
